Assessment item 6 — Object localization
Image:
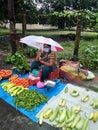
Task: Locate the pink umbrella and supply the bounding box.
[20,35,64,51]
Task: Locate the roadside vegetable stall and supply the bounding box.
[0,69,66,122]
[0,69,98,130]
[36,84,98,130]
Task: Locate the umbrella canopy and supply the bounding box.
[20,35,64,52]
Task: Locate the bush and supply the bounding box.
[6,51,30,73]
[79,45,98,69]
[26,47,37,58]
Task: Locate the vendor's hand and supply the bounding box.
[39,57,43,61]
[40,60,45,64]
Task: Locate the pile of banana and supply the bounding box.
[81,95,89,102]
[1,82,27,96]
[39,96,98,129]
[90,98,98,109]
[90,111,98,122]
[39,103,89,130]
[70,89,79,97]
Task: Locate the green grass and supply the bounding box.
[27,30,98,40]
[26,30,75,36]
[0,28,98,61]
[56,38,98,58]
[0,28,10,35]
[91,87,98,92]
[0,28,97,37]
[0,28,21,35]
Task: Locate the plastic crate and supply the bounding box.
[39,68,59,81]
[49,68,59,80]
[28,68,59,86]
[28,77,40,86]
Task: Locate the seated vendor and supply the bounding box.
[30,44,57,81]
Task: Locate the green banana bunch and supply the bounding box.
[59,99,66,107]
[70,89,79,97]
[90,98,98,109]
[43,108,53,119]
[73,105,81,113]
[1,82,15,91]
[38,99,90,130]
[39,111,44,125]
[81,95,89,102]
[1,81,27,96]
[49,107,59,122]
[64,87,68,93]
[90,111,98,122]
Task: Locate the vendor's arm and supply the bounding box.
[39,52,56,66]
[35,49,42,61]
[40,59,54,66]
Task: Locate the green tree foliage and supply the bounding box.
[15,0,38,24]
[0,0,38,24]
[38,0,66,28]
[51,0,65,12]
[48,0,98,60]
[79,45,98,69]
[64,0,98,11]
[94,12,98,31]
[0,0,8,22]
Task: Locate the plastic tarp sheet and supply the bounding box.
[0,72,66,123]
[36,83,98,130]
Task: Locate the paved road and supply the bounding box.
[0,99,59,130]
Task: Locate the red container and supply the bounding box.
[28,68,59,86]
[38,68,59,81]
[49,68,59,80]
[28,78,40,86]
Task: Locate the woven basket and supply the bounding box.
[1,70,12,79]
[2,74,12,79]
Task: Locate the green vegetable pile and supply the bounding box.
[6,51,30,73]
[13,89,48,111]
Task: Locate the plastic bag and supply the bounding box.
[37,81,45,88]
[86,71,95,80]
[31,69,39,77]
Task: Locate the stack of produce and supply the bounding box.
[38,87,98,129]
[1,82,27,96]
[9,75,29,87]
[13,89,48,110]
[1,80,48,111]
[39,105,89,130]
[0,69,12,79]
[90,98,98,109]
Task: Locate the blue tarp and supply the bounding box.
[0,73,66,122]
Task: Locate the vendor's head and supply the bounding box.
[43,44,51,53]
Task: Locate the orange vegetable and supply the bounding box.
[10,77,29,87]
[0,69,12,78]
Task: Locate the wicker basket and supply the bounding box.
[2,74,12,79]
[0,70,12,79]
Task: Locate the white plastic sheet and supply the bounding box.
[36,83,98,130]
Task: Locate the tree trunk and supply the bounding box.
[73,19,82,61]
[22,12,26,36]
[8,0,17,54]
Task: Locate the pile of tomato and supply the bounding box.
[0,69,12,78]
[0,70,29,87]
[9,76,29,87]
